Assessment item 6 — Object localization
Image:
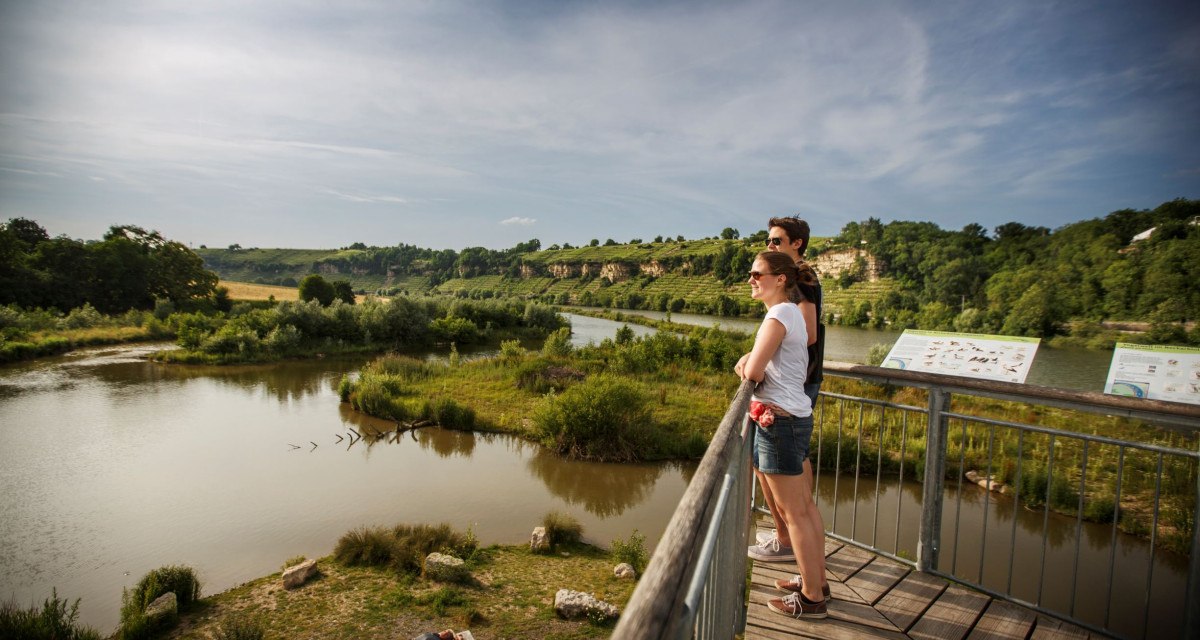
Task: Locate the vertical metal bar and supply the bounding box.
[918,388,950,573]
[1104,447,1125,630]
[833,398,844,532]
[951,418,967,575]
[895,410,908,555]
[1069,440,1089,617]
[1183,439,1200,640]
[1037,435,1056,606]
[979,424,995,584]
[873,404,884,547]
[852,402,864,540]
[1141,453,1164,640]
[1006,430,1025,595]
[814,393,823,509]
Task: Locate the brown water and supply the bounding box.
[0,315,1184,635]
[0,327,680,633]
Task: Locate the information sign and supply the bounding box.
[1103,343,1200,405]
[880,330,1040,384]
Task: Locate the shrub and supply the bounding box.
[611,530,648,575]
[426,398,476,431]
[213,614,266,640]
[541,327,573,357]
[334,526,395,567]
[541,511,583,549]
[0,589,102,640]
[866,342,891,366]
[431,316,481,344]
[499,339,525,360]
[129,565,201,610]
[264,324,302,353]
[533,374,651,461]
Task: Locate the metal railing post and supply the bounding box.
[1185,438,1200,640]
[918,387,950,573]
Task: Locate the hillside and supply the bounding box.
[196,235,887,317]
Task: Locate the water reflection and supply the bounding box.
[414,427,479,458]
[526,448,665,517]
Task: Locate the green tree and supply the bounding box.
[299,274,336,306]
[720,227,740,240]
[332,280,356,305]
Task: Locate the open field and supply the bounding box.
[220,281,377,304]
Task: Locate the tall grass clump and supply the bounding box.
[334,523,477,577]
[541,511,583,550]
[533,373,652,461]
[118,565,201,639]
[0,589,102,640]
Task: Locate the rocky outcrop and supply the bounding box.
[811,249,882,281]
[599,262,632,283]
[554,589,619,620]
[317,263,341,275]
[613,563,636,579]
[531,527,550,553]
[282,558,319,589]
[965,470,1009,495]
[549,263,578,278]
[425,552,470,582]
[144,592,178,627]
[639,261,667,278]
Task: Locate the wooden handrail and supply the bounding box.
[612,379,754,638]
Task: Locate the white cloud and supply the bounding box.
[500,216,536,226]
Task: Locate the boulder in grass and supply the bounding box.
[144,592,178,627]
[425,552,470,582]
[553,589,619,620]
[282,558,319,589]
[530,526,550,553]
[613,563,636,580]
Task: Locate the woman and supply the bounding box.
[734,250,828,619]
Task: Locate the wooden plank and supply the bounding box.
[825,544,875,582]
[752,562,867,605]
[749,582,902,634]
[966,599,1036,640]
[875,570,949,632]
[907,583,991,640]
[845,557,912,605]
[1030,615,1089,640]
[746,586,909,640]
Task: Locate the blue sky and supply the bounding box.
[1,0,1197,250]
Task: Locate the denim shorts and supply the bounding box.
[752,413,813,475]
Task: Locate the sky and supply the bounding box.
[1,0,1198,251]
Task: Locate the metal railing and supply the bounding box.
[613,379,755,639]
[617,362,1200,640]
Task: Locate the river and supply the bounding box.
[0,314,1182,635]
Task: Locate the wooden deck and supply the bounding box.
[745,527,1099,640]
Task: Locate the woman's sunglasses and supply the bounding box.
[765,237,785,246]
[748,271,779,280]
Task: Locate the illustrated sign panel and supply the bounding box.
[1104,343,1200,405]
[880,330,1040,384]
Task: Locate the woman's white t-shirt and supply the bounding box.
[750,302,812,417]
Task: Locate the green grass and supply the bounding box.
[165,543,634,640]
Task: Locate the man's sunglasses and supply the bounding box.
[765,237,785,246]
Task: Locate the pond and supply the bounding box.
[0,313,1183,634]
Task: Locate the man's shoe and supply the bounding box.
[774,574,831,600]
[767,593,827,619]
[747,534,796,562]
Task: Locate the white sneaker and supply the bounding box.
[748,533,796,562]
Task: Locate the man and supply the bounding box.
[747,215,830,602]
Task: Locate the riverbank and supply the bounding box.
[162,543,634,640]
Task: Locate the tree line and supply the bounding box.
[825,198,1199,339]
[0,218,218,314]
